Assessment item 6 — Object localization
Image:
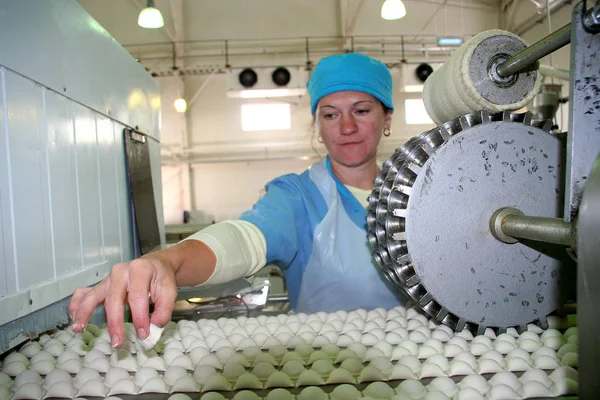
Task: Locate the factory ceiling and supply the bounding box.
[75,0,562,75]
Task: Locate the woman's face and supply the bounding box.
[316,91,392,168]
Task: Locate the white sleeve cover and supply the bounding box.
[182,220,267,286]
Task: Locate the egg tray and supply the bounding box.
[0,305,579,399]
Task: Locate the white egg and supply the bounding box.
[455,329,473,340]
[139,376,169,394]
[42,368,71,389]
[265,371,295,389]
[440,344,461,359]
[76,379,107,397]
[294,371,326,388]
[171,354,194,370]
[5,352,29,366]
[232,373,263,391]
[398,355,421,374]
[103,366,132,387]
[399,339,419,356]
[253,352,278,367]
[408,330,428,344]
[390,364,416,380]
[478,360,503,377]
[347,342,367,359]
[423,338,444,353]
[311,335,330,349]
[361,333,378,347]
[494,339,516,355]
[189,347,210,364]
[321,331,339,344]
[487,383,519,400]
[162,348,184,366]
[12,370,43,390]
[19,342,42,358]
[454,352,478,369]
[561,352,578,368]
[280,351,304,366]
[87,357,112,373]
[222,362,247,382]
[417,345,439,360]
[170,375,199,393]
[395,379,427,398]
[44,380,78,399]
[431,329,451,342]
[237,337,259,351]
[428,376,458,397]
[11,382,44,400]
[419,362,446,378]
[358,364,389,384]
[197,354,222,369]
[363,348,385,363]
[391,346,413,361]
[202,374,232,392]
[326,368,356,385]
[339,358,364,375]
[459,374,490,395]
[58,357,82,374]
[534,354,561,370]
[448,360,475,376]
[454,387,485,400]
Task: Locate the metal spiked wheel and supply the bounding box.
[368,111,565,334]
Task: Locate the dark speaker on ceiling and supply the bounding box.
[416,63,434,82]
[272,67,291,86]
[239,68,258,88]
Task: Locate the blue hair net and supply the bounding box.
[307,53,394,115]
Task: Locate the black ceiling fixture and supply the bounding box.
[239,68,258,88]
[416,63,434,82]
[272,67,291,86]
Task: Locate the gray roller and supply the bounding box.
[423,30,542,125]
[368,111,565,334]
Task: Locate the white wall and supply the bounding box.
[112,1,576,226]
[158,66,437,224]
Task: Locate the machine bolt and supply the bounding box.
[583,5,600,32]
[490,207,524,244]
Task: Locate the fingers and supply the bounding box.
[104,263,129,348]
[69,287,92,325]
[149,272,177,327]
[71,280,109,332]
[127,259,154,340]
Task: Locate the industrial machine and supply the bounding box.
[0,0,597,399]
[368,2,599,397]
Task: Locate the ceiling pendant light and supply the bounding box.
[174,98,187,113]
[381,0,407,20]
[138,0,164,29]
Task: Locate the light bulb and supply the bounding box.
[138,1,164,29]
[381,0,407,20]
[174,98,187,113]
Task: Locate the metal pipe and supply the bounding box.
[496,22,571,77]
[501,214,574,246]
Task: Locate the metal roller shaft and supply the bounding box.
[496,23,571,77]
[491,207,575,247]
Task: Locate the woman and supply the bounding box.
[70,53,406,348]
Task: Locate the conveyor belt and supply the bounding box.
[0,306,578,399]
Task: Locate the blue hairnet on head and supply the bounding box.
[307,52,394,115]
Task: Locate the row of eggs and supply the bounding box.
[0,367,579,400]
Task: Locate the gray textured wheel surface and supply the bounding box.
[368,111,564,333]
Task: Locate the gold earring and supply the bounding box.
[383,129,391,137]
[317,135,324,143]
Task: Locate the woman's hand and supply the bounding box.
[68,257,177,349]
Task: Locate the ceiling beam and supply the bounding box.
[169,0,184,69]
[339,0,365,50]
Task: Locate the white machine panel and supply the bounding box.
[0,0,162,349]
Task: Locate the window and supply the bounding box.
[241,103,291,131]
[405,99,434,125]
